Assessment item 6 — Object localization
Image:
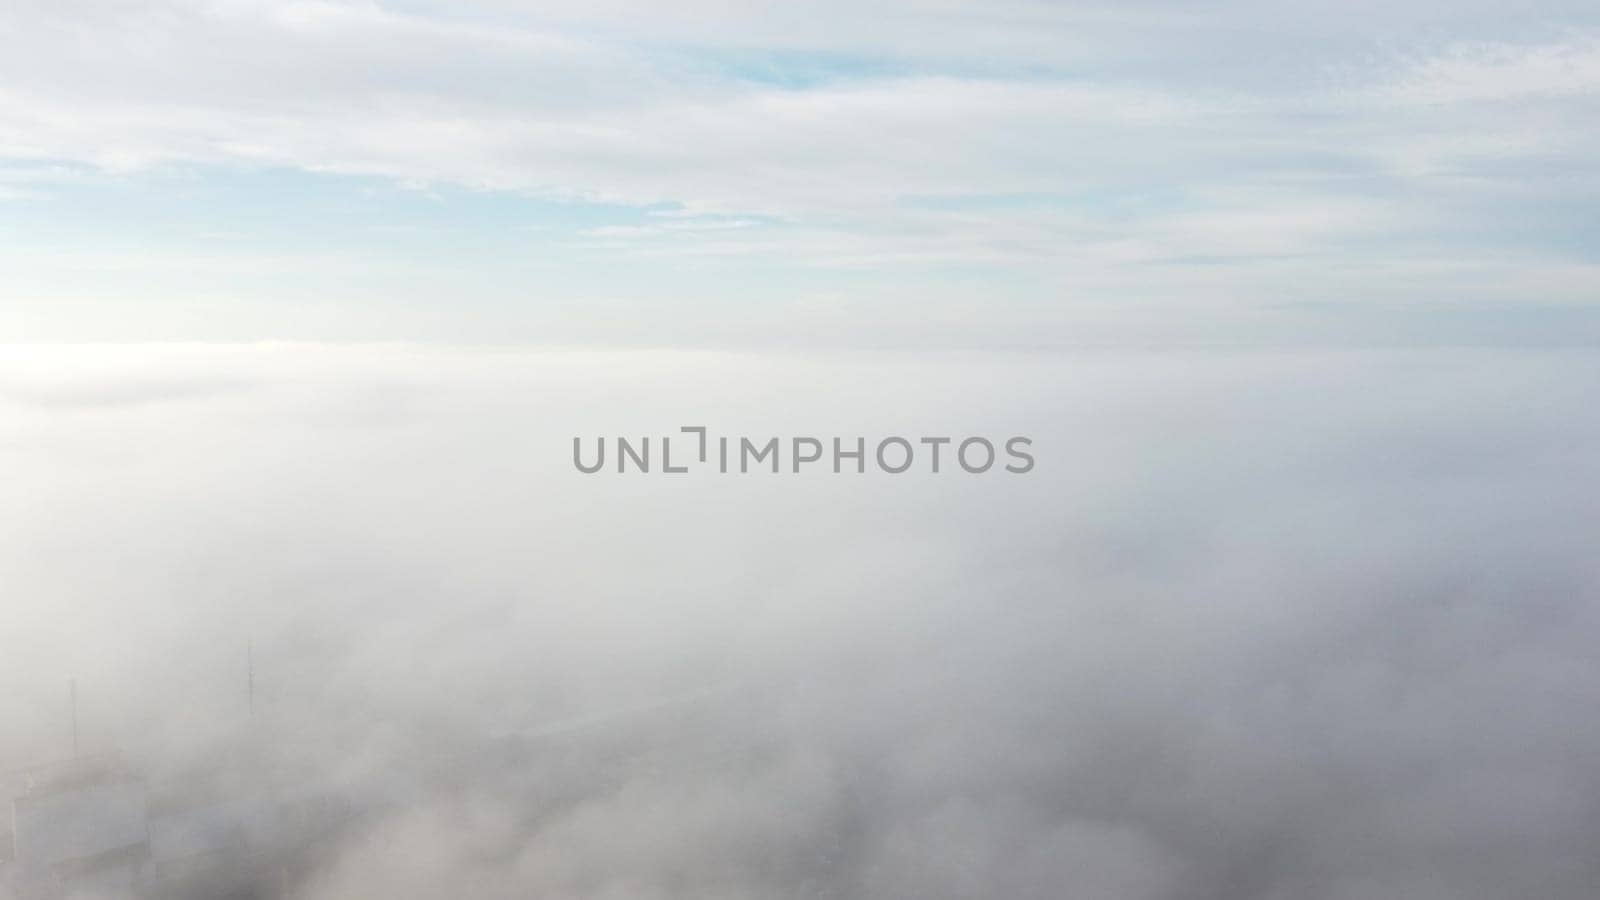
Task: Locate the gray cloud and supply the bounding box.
[3,345,1598,898]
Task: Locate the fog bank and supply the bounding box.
[2,345,1598,899]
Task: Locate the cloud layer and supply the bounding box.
[2,345,1599,898]
[1,1,1598,343]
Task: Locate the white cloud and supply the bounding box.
[6,344,1600,896]
[1386,35,1600,103]
[0,2,1597,343]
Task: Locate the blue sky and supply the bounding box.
[1,0,1597,345]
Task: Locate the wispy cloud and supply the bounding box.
[0,2,1597,343]
[1385,35,1600,103]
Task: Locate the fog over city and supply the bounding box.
[3,345,1598,899]
[3,0,1599,894]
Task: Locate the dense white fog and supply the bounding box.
[2,344,1599,899]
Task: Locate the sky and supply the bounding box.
[2,0,1598,345]
[4,5,1600,899]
